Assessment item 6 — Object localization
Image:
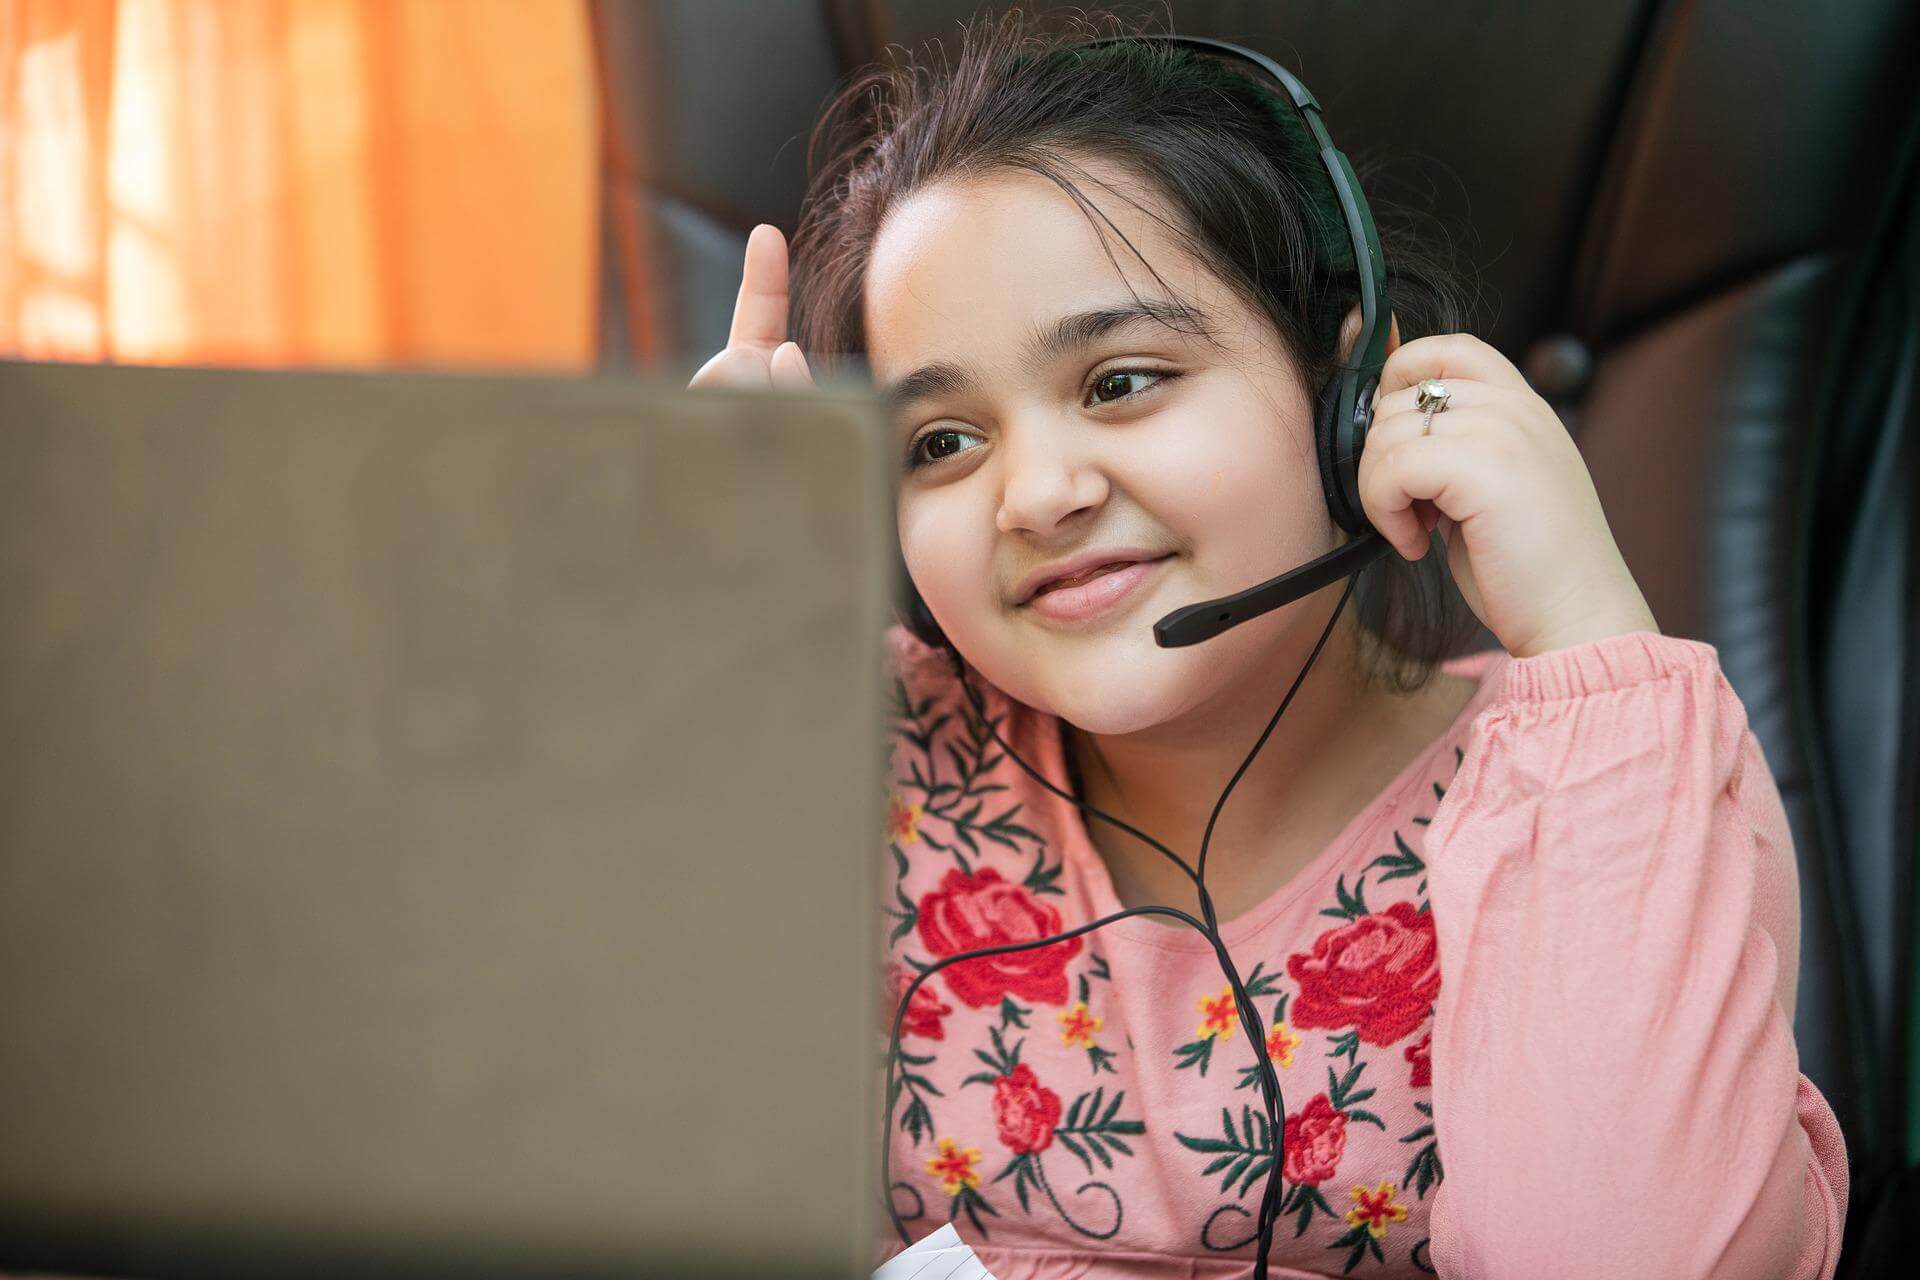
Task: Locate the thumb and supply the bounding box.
[771,340,816,390]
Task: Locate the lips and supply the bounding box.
[1033,561,1138,596]
[1022,555,1168,623]
[1017,548,1174,604]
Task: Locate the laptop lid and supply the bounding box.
[0,360,892,1278]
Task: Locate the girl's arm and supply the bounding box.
[1420,629,1849,1280]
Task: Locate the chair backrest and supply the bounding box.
[591,2,1920,1268]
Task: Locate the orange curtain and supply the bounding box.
[0,0,599,370]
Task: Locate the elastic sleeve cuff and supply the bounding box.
[1494,629,1719,705]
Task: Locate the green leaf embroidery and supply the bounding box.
[1172,1036,1217,1076]
[1328,1218,1387,1272]
[1327,1059,1376,1112]
[1173,1105,1271,1199]
[1365,830,1425,884]
[1319,872,1371,920]
[1401,1101,1443,1198]
[1282,1181,1338,1238]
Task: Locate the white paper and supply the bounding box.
[872,1222,1000,1280]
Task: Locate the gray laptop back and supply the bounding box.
[0,361,891,1278]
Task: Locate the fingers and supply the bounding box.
[770,340,815,390]
[1375,332,1528,399]
[728,223,792,352]
[1357,410,1497,561]
[688,343,771,391]
[1370,372,1491,422]
[685,223,816,393]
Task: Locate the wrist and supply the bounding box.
[1510,600,1661,660]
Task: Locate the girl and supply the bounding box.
[689,9,1848,1278]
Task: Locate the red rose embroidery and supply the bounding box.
[1286,900,1440,1045]
[916,867,1083,1007]
[991,1062,1062,1154]
[886,962,954,1041]
[1282,1093,1349,1186]
[1405,1029,1432,1088]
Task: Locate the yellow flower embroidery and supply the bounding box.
[1345,1180,1409,1239]
[886,793,924,844]
[925,1137,982,1195]
[1057,1001,1103,1048]
[1197,985,1237,1040]
[1265,1020,1301,1068]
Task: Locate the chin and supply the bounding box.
[995,634,1207,735]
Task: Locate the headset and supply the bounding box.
[883,33,1401,1278]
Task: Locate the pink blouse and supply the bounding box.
[874,624,1848,1279]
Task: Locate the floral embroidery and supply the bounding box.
[1400,1100,1443,1200]
[927,1137,983,1193]
[883,646,1466,1271]
[963,1027,1140,1240]
[992,1062,1062,1153]
[1237,988,1297,1092]
[891,1044,943,1148]
[887,962,954,1041]
[1332,1180,1410,1269]
[888,792,925,844]
[926,1136,998,1237]
[916,867,1083,1007]
[1057,1001,1102,1048]
[1198,985,1238,1039]
[1266,1020,1302,1068]
[1284,1094,1349,1184]
[1177,961,1284,1078]
[1175,1103,1275,1201]
[1364,829,1428,901]
[1344,1182,1405,1243]
[1404,1029,1432,1088]
[890,676,1050,880]
[1320,1182,1413,1274]
[1073,958,1120,1074]
[1287,899,1441,1045]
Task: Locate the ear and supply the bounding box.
[1337,302,1401,365]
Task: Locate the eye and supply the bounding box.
[903,426,982,472]
[1086,367,1178,407]
[901,367,1182,474]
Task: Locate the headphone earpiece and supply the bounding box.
[1314,372,1378,538]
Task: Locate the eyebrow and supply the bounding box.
[880,299,1210,411]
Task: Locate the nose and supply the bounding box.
[994,415,1109,536]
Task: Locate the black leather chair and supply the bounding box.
[590,2,1920,1271]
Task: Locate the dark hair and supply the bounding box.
[788,4,1485,695]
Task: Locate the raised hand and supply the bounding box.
[686,223,816,391]
[1356,332,1659,658]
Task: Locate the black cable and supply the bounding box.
[882,571,1362,1277]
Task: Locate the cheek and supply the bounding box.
[897,491,994,627]
[1144,403,1328,562]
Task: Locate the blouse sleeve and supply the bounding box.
[1420,629,1849,1280]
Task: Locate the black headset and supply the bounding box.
[897,32,1394,654]
[883,33,1404,1276]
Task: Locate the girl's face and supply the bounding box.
[866,159,1348,735]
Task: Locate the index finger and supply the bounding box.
[728,223,792,352]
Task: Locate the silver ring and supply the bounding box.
[1416,378,1451,436]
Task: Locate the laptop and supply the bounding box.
[0,359,893,1278]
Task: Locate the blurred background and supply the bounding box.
[0,0,597,369]
[3,0,1919,1274]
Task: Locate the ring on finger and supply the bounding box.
[1415,378,1452,436]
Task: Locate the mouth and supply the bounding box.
[1021,554,1173,623]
